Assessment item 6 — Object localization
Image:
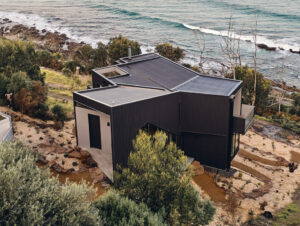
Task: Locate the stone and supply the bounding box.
[83,156,98,168]
[80,150,91,160]
[68,151,81,159]
[51,163,64,173]
[256,43,276,51]
[252,124,264,132]
[89,168,104,184]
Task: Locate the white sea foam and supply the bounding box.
[0,11,102,48]
[183,23,300,52]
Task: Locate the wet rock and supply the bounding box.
[83,156,98,168]
[288,162,298,172]
[289,49,300,54]
[89,168,104,184]
[257,43,276,51]
[262,211,273,219]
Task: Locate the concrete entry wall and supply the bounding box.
[75,106,113,180]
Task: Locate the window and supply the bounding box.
[88,114,102,149]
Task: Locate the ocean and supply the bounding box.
[1,0,300,88]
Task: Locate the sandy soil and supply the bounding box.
[192,125,300,225]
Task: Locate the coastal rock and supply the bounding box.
[256,43,276,51]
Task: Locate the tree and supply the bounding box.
[0,142,101,225]
[94,42,108,68]
[52,104,67,122]
[227,66,271,113]
[115,131,215,225]
[107,35,141,64]
[94,191,165,226]
[13,81,48,115]
[7,71,32,94]
[155,42,185,62]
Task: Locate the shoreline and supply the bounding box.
[0,18,299,93]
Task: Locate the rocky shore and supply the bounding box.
[0,18,85,59]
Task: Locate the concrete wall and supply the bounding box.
[0,113,13,143]
[75,106,113,180]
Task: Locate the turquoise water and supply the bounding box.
[1,0,300,87]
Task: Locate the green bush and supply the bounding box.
[94,191,165,226]
[155,42,185,62]
[62,67,73,77]
[115,131,215,225]
[64,60,77,73]
[52,104,67,121]
[0,142,101,225]
[107,35,141,64]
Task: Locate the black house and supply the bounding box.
[73,53,254,180]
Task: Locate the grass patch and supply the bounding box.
[273,203,300,226]
[48,87,73,98]
[46,96,73,114]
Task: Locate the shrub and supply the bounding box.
[64,60,77,73]
[155,42,185,62]
[0,142,100,225]
[227,66,271,113]
[94,191,165,226]
[107,35,141,64]
[51,104,67,121]
[115,131,215,225]
[62,67,73,77]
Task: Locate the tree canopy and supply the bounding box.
[107,35,141,64]
[155,42,185,62]
[227,65,271,114]
[115,130,215,225]
[94,191,165,226]
[0,142,101,225]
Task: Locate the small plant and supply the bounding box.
[29,140,32,143]
[27,135,32,138]
[238,172,243,178]
[246,179,251,184]
[36,128,40,134]
[272,141,276,151]
[72,162,78,166]
[58,134,64,137]
[67,140,71,145]
[60,143,64,147]
[62,160,65,165]
[248,209,254,216]
[39,137,43,140]
[64,153,69,158]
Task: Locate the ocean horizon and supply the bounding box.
[1,0,300,88]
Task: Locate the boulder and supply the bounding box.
[80,150,91,160]
[89,168,104,184]
[256,43,276,51]
[83,156,98,168]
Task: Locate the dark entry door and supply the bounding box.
[88,114,102,149]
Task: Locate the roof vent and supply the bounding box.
[128,46,132,60]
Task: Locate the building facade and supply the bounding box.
[73,53,254,180]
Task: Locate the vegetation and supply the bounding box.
[94,191,165,226]
[115,130,215,225]
[227,66,271,114]
[107,35,141,64]
[155,42,185,62]
[52,104,67,122]
[74,42,108,73]
[0,142,101,225]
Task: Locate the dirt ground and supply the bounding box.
[192,120,300,225]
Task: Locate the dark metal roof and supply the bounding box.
[109,53,241,96]
[174,75,241,96]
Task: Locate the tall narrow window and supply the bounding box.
[88,114,102,149]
